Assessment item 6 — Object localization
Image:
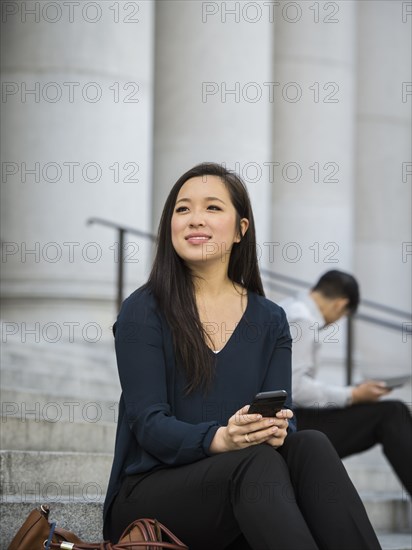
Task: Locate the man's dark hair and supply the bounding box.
[312,270,360,314]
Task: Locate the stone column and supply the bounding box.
[152,0,274,262]
[1,1,155,337]
[270,1,358,370]
[271,1,357,282]
[354,0,411,375]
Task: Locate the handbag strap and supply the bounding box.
[118,518,187,548]
[150,519,187,547]
[44,522,57,550]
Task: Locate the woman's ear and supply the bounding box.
[235,218,249,242]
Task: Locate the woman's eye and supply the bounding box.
[175,206,188,213]
[207,205,222,211]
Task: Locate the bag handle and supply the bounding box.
[119,518,187,547]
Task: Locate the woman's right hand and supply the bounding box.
[209,405,281,453]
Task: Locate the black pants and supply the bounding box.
[295,400,412,497]
[106,430,381,550]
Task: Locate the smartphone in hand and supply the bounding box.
[248,390,288,417]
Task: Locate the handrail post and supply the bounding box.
[346,314,354,385]
[117,229,125,313]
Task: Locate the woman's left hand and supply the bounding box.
[265,409,293,448]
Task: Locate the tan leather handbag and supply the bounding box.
[7,504,188,550]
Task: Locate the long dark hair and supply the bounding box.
[147,162,264,394]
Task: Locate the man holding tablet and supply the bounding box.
[281,270,412,498]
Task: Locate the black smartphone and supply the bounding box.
[248,390,288,417]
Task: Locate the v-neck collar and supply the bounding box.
[207,290,250,356]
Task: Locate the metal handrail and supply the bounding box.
[87,218,412,384]
[261,268,411,319]
[263,279,411,332]
[87,217,157,310]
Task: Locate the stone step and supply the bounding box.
[2,344,115,377]
[346,463,405,495]
[1,387,120,423]
[1,346,118,382]
[1,367,120,400]
[1,499,411,550]
[345,462,404,495]
[1,339,115,365]
[1,337,118,383]
[1,335,121,400]
[376,531,412,550]
[0,416,116,453]
[0,451,112,498]
[361,492,412,532]
[2,360,119,386]
[343,447,405,494]
[342,448,411,532]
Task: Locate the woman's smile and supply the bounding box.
[184,232,212,244]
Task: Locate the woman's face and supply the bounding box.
[171,175,249,268]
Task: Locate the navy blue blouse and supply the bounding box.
[103,285,294,524]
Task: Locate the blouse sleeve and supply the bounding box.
[259,306,296,432]
[114,291,220,466]
[291,317,352,408]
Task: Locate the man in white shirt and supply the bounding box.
[281,270,411,497]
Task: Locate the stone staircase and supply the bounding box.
[343,448,412,547]
[0,336,118,546]
[1,337,411,549]
[325,360,412,550]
